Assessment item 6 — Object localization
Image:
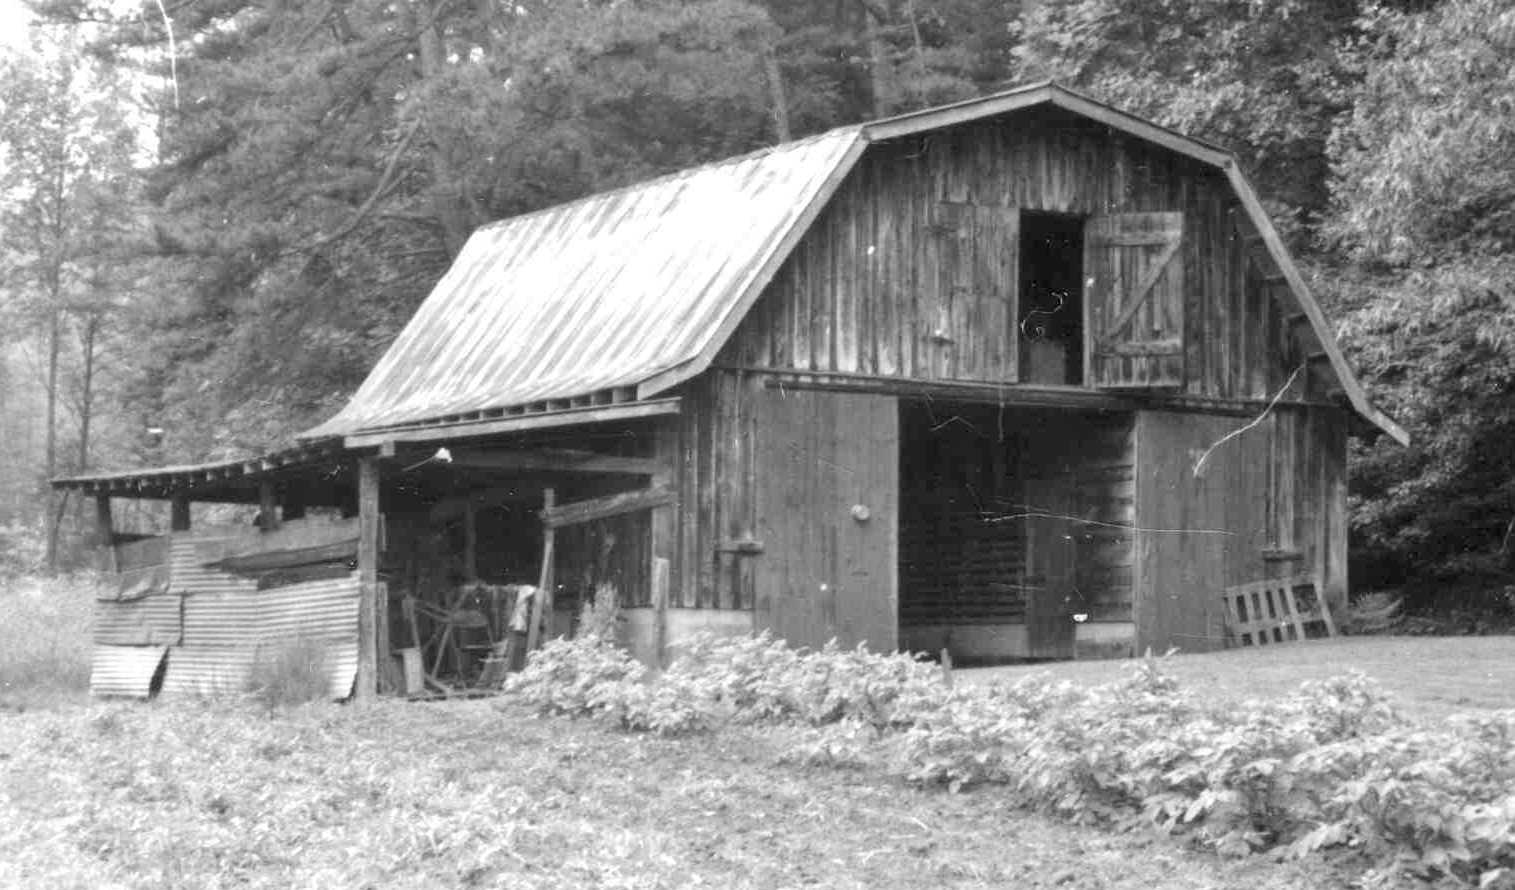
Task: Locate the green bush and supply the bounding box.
[245,637,332,708]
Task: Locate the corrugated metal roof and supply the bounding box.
[302,128,864,438]
[90,645,167,698]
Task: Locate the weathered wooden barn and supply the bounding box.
[57,83,1405,697]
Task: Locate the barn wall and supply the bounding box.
[1132,405,1349,653]
[667,370,760,610]
[667,371,899,653]
[720,106,1303,403]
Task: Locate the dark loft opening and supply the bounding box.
[1020,211,1084,385]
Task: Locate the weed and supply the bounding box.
[0,574,96,707]
[245,637,332,708]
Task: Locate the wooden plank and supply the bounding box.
[528,489,556,653]
[541,486,676,529]
[345,399,682,449]
[211,538,359,574]
[170,496,191,532]
[355,456,381,702]
[94,495,116,573]
[651,556,670,668]
[258,480,280,531]
[442,448,668,476]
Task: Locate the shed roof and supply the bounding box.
[306,81,1403,444]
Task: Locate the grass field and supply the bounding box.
[2,574,1511,889]
[1,698,1353,890]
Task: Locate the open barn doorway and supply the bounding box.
[896,400,1136,664]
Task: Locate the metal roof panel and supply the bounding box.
[302,129,864,438]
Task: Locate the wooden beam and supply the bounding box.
[212,538,359,574]
[541,486,677,529]
[344,398,683,450]
[443,448,668,477]
[428,484,537,522]
[94,495,115,572]
[527,488,556,653]
[258,480,280,531]
[651,557,670,669]
[355,456,381,703]
[170,496,191,532]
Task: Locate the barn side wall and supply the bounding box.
[1132,405,1349,653]
[660,371,899,652]
[720,106,1310,403]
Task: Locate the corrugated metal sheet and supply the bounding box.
[108,563,170,601]
[160,642,358,699]
[92,531,361,700]
[182,575,359,646]
[95,594,182,646]
[90,645,167,698]
[302,128,864,438]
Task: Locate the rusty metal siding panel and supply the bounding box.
[94,594,182,646]
[151,533,362,700]
[257,576,362,642]
[161,642,358,699]
[90,645,167,698]
[304,130,863,438]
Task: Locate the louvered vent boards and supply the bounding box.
[1085,212,1186,389]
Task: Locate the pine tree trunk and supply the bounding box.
[43,307,61,575]
[413,0,472,258]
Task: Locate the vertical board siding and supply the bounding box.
[722,107,1300,402]
[1134,405,1349,653]
[751,388,898,651]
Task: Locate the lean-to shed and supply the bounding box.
[58,83,1405,695]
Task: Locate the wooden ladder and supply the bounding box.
[1221,575,1337,647]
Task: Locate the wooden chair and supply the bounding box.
[1221,575,1337,647]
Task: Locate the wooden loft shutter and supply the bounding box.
[1085,212,1185,390]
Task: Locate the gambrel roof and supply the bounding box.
[303,82,1406,445]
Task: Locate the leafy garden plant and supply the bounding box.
[504,633,1515,886]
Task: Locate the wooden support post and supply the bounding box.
[355,456,381,702]
[94,495,115,572]
[258,479,280,531]
[170,496,191,532]
[651,557,670,668]
[527,488,556,654]
[650,439,675,666]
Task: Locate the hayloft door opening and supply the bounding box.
[1019,212,1085,386]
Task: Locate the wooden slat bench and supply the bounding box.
[1221,575,1337,647]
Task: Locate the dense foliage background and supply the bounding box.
[1,0,1511,607]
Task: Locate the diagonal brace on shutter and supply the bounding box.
[1098,235,1182,346]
